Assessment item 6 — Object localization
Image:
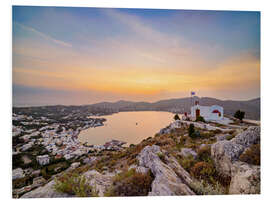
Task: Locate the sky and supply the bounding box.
[12,6,260,106]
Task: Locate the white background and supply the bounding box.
[1,0,269,202]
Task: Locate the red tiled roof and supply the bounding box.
[212,109,220,113]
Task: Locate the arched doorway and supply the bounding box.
[196,109,200,118]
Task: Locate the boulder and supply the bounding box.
[31,170,41,177]
[229,161,260,194]
[32,177,46,188]
[83,156,97,164]
[199,143,211,150]
[232,126,260,147]
[211,126,260,195]
[137,145,195,196]
[211,126,260,177]
[211,140,245,176]
[128,164,149,174]
[82,170,114,196]
[216,134,232,141]
[12,168,25,180]
[21,180,72,198]
[180,148,197,159]
[70,162,80,169]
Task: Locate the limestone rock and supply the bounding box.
[21,180,72,198]
[211,126,260,195]
[216,134,232,141]
[232,126,260,147]
[12,168,25,180]
[137,145,195,196]
[211,140,245,176]
[83,170,114,196]
[229,161,260,194]
[180,148,197,159]
[211,126,260,177]
[83,156,97,164]
[129,164,149,174]
[32,177,46,188]
[70,162,80,169]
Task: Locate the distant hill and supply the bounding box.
[87,97,260,120]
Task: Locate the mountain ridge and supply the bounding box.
[86,97,260,120]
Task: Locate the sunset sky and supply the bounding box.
[12,6,260,106]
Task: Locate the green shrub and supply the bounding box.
[178,155,197,173]
[234,110,245,121]
[225,134,235,141]
[191,162,216,184]
[196,116,205,123]
[213,129,222,134]
[54,172,98,197]
[13,176,33,189]
[174,114,180,121]
[106,169,154,196]
[200,131,215,139]
[197,145,212,163]
[188,124,201,139]
[188,124,195,137]
[157,152,166,163]
[239,143,260,165]
[189,179,225,195]
[190,131,200,139]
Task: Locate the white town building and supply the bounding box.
[191,101,224,121]
[36,155,50,166]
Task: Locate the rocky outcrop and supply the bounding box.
[211,126,260,177]
[82,170,114,197]
[137,145,195,196]
[211,126,260,194]
[216,134,232,141]
[180,148,197,159]
[12,168,25,180]
[159,121,182,135]
[21,180,72,198]
[211,140,245,176]
[229,161,260,194]
[129,164,149,174]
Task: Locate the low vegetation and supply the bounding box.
[178,155,197,173]
[239,143,260,165]
[234,110,245,121]
[13,176,34,189]
[190,179,225,195]
[195,116,206,123]
[174,114,180,121]
[105,169,154,196]
[54,172,98,197]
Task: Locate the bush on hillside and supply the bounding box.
[188,124,195,137]
[197,145,212,163]
[54,172,98,197]
[105,169,154,196]
[234,110,245,121]
[196,116,206,123]
[191,161,216,184]
[239,143,260,165]
[174,114,180,121]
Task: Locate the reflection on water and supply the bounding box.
[78,111,174,145]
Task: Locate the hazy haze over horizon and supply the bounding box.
[12,7,260,106]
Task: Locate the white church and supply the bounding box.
[190,101,224,121]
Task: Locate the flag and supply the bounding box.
[191,91,195,96]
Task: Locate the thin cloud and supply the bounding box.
[15,22,72,48]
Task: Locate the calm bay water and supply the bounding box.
[78,111,174,145]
